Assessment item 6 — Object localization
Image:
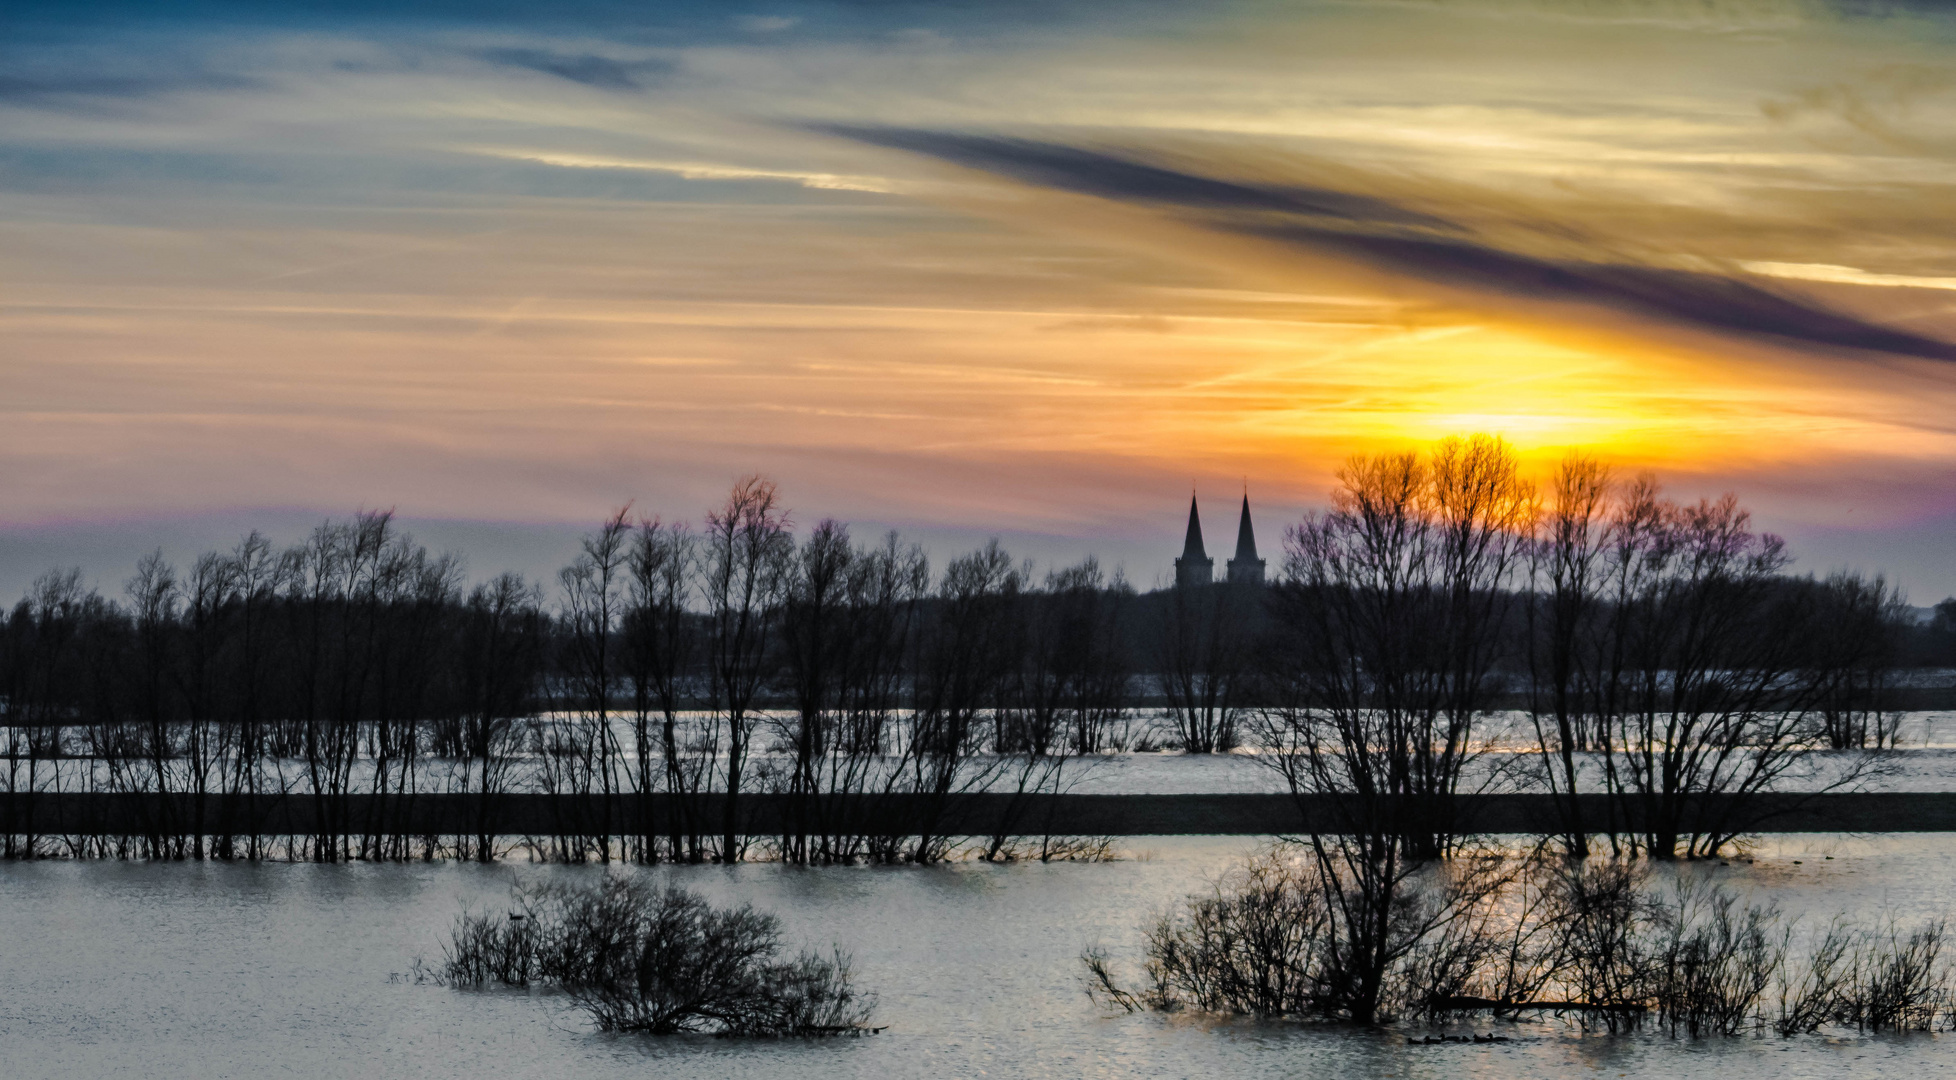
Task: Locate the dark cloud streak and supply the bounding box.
[1249,223,1956,363]
[830,126,1956,364]
[818,125,1450,228]
[0,72,259,104]
[476,47,665,91]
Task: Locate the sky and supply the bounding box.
[3,0,1955,601]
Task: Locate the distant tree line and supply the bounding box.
[1257,436,1938,864]
[1,444,1950,863]
[0,478,1144,863]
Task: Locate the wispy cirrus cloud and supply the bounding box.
[6,0,1956,599]
[464,146,897,192]
[1744,261,1956,293]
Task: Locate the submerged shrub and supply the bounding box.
[1841,918,1951,1032]
[1646,881,1781,1036]
[1135,847,1515,1023]
[440,878,875,1036]
[443,903,543,987]
[1092,846,1954,1037]
[1775,920,1854,1035]
[1142,850,1333,1017]
[1551,859,1652,1027]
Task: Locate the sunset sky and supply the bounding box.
[4,0,1955,599]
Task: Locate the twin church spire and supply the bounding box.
[1174,490,1264,588]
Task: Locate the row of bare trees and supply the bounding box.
[1259,435,1917,855]
[1520,455,1910,858]
[0,478,1145,864]
[0,514,548,862]
[0,449,1936,871]
[521,480,1143,865]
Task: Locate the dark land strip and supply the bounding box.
[8,792,1956,837]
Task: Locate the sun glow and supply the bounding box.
[1095,314,1935,482]
[6,0,1956,599]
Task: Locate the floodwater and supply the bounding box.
[1065,709,1956,794]
[20,709,1956,797]
[4,835,1956,1079]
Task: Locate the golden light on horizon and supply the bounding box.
[3,0,1956,597]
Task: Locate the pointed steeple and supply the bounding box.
[1227,490,1266,585]
[1174,492,1214,587]
[1181,493,1208,561]
[1233,494,1258,562]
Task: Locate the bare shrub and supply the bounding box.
[1081,944,1140,1014]
[1142,849,1333,1017]
[1547,859,1651,1028]
[1037,835,1118,863]
[1130,846,1512,1023]
[1646,881,1781,1036]
[1100,848,1952,1039]
[983,833,1119,864]
[1841,918,1951,1032]
[1775,920,1853,1035]
[1400,855,1568,1022]
[442,904,544,987]
[438,878,875,1036]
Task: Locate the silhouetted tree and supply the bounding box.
[621,518,700,863]
[1260,434,1533,858]
[547,507,631,861]
[1805,571,1909,750]
[702,476,792,863]
[1252,436,1534,1023]
[450,572,542,862]
[1157,579,1252,754]
[1525,453,1610,856]
[905,539,1022,863]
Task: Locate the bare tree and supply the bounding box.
[777,519,854,865]
[1596,493,1847,857]
[218,531,285,860]
[1525,469,1879,858]
[125,551,183,857]
[1525,453,1611,856]
[621,518,700,863]
[450,572,542,862]
[1251,436,1533,1022]
[701,477,792,863]
[549,507,632,861]
[1806,571,1909,750]
[904,539,1021,863]
[1260,434,1534,858]
[175,552,241,859]
[835,532,931,863]
[1156,580,1252,754]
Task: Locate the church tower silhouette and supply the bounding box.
[1173,493,1213,588]
[1175,490,1264,588]
[1226,493,1265,585]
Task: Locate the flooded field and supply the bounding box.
[4,835,1956,1079]
[12,709,1956,800]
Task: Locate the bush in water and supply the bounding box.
[441,878,875,1036]
[1084,845,1954,1035]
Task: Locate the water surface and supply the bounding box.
[4,836,1956,1079]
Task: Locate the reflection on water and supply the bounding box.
[3,837,1955,1079]
[15,711,1955,800]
